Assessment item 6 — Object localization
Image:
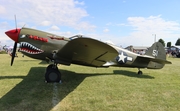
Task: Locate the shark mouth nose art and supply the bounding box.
[19,42,44,54]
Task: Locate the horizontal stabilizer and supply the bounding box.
[150,58,172,64]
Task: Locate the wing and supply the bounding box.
[56,37,118,67]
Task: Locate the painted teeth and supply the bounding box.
[19,42,43,54]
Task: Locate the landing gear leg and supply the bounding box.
[45,64,61,83]
[137,68,143,75]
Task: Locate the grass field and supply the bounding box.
[0,53,180,111]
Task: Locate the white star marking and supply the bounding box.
[118,52,127,63]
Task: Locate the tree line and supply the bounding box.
[158,38,180,47]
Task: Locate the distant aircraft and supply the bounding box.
[2,45,18,57]
[5,27,171,83]
[3,45,13,52]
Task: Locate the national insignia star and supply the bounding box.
[118,52,127,63]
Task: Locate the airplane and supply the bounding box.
[5,27,171,83]
[2,45,18,57]
[3,45,13,52]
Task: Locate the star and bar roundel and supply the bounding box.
[116,51,133,64]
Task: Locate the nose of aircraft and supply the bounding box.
[5,29,21,42]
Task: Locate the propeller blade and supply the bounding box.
[11,42,17,66]
[14,15,18,32]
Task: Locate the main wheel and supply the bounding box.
[45,68,61,83]
[46,64,58,72]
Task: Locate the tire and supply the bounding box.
[46,64,58,72]
[45,68,61,83]
[138,71,143,75]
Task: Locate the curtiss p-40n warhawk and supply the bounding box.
[5,27,171,83]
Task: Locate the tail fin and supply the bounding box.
[145,42,171,69]
[145,42,166,60]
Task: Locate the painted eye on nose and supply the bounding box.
[20,34,26,38]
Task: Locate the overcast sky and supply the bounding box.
[0,0,180,47]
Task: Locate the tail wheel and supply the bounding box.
[138,71,143,75]
[45,68,61,83]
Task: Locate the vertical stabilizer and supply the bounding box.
[145,42,166,60]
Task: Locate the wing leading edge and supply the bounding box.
[56,37,118,67]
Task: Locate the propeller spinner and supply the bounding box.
[5,29,20,42]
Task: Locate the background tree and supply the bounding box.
[167,42,171,47]
[158,38,165,47]
[175,38,180,46]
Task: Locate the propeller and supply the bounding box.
[11,42,17,66]
[10,15,18,66]
[4,15,21,66]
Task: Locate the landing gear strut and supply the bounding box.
[137,68,143,75]
[45,64,61,83]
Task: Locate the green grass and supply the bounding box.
[0,53,180,111]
